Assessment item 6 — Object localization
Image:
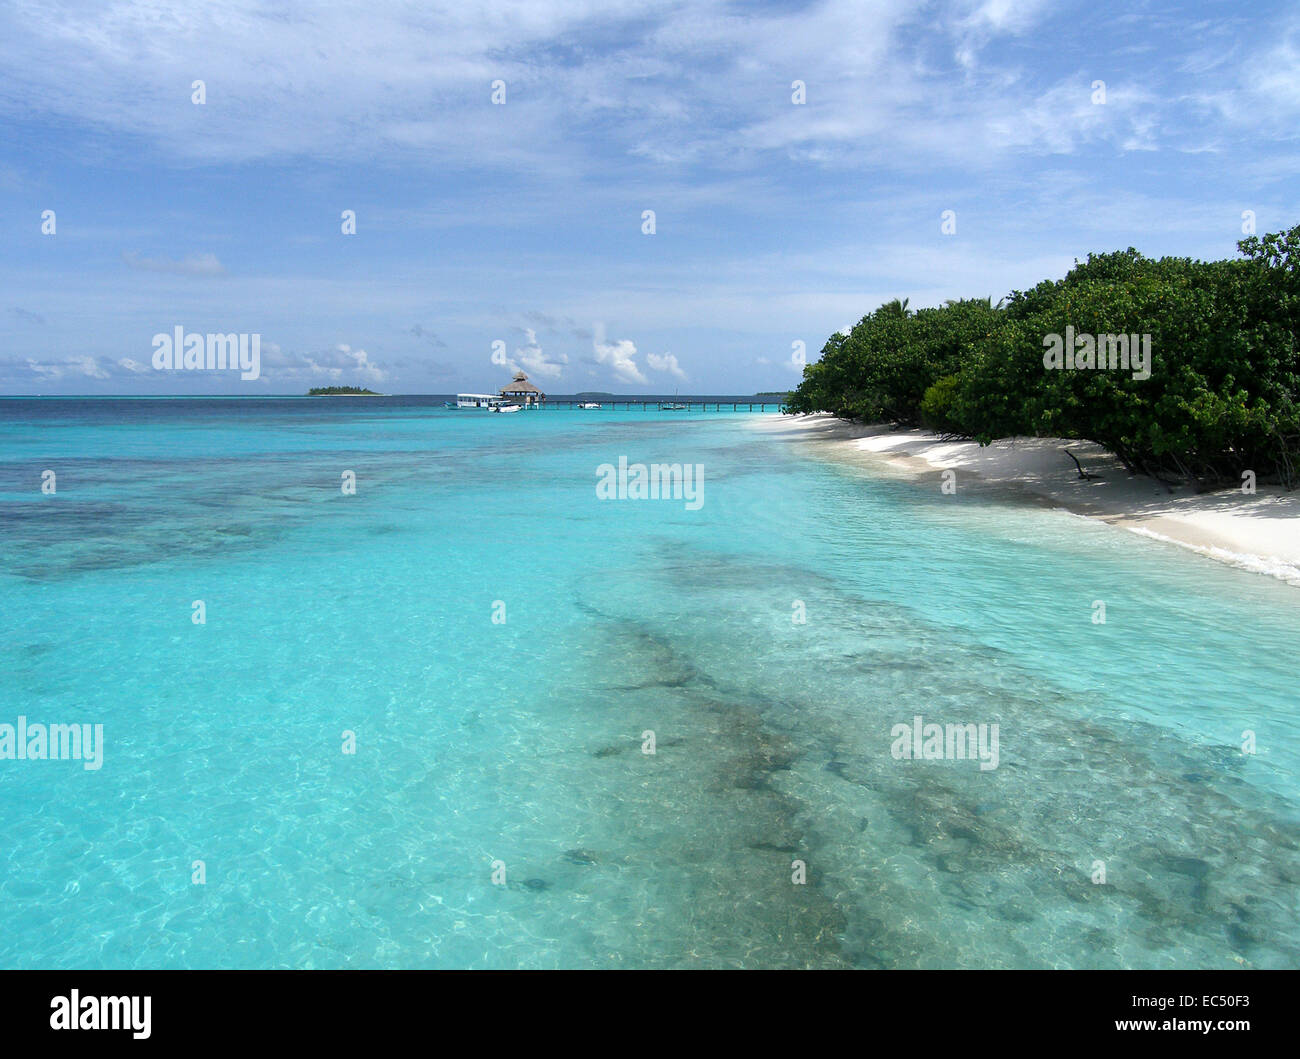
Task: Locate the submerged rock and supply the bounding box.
[749,841,800,854]
[563,849,599,865]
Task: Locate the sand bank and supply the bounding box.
[759,414,1300,586]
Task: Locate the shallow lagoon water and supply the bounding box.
[0,397,1296,968]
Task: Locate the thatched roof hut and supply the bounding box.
[500,371,545,405]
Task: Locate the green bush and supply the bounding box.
[786,224,1300,487]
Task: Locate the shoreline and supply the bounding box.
[758,413,1300,587]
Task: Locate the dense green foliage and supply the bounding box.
[786,225,1300,487]
[306,386,382,395]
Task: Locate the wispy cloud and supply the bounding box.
[0,1,1295,394]
[20,355,112,381]
[122,251,226,276]
[410,324,447,349]
[0,0,1237,173]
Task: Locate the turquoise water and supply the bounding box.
[1,397,1297,969]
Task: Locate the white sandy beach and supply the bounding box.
[760,413,1300,586]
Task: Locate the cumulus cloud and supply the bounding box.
[592,323,647,385]
[258,342,389,384]
[309,344,387,383]
[505,328,566,381]
[647,352,686,380]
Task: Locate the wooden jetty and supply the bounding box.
[537,399,784,411]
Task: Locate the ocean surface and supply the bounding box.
[1,396,1297,969]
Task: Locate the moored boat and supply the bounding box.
[454,393,506,409]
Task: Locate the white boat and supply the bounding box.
[577,402,602,409]
[455,393,506,409]
[491,402,522,414]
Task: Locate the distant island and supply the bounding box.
[307,386,384,396]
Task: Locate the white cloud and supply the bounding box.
[592,323,647,385]
[23,356,110,380]
[0,2,1292,396]
[505,328,566,381]
[957,0,1049,35]
[949,0,1050,69]
[260,342,388,384]
[647,352,686,380]
[0,0,1286,181]
[122,251,226,276]
[0,0,1112,172]
[1245,26,1300,118]
[985,78,1160,155]
[337,345,387,383]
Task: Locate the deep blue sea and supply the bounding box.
[1,397,1297,968]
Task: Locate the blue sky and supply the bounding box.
[1,0,1297,395]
